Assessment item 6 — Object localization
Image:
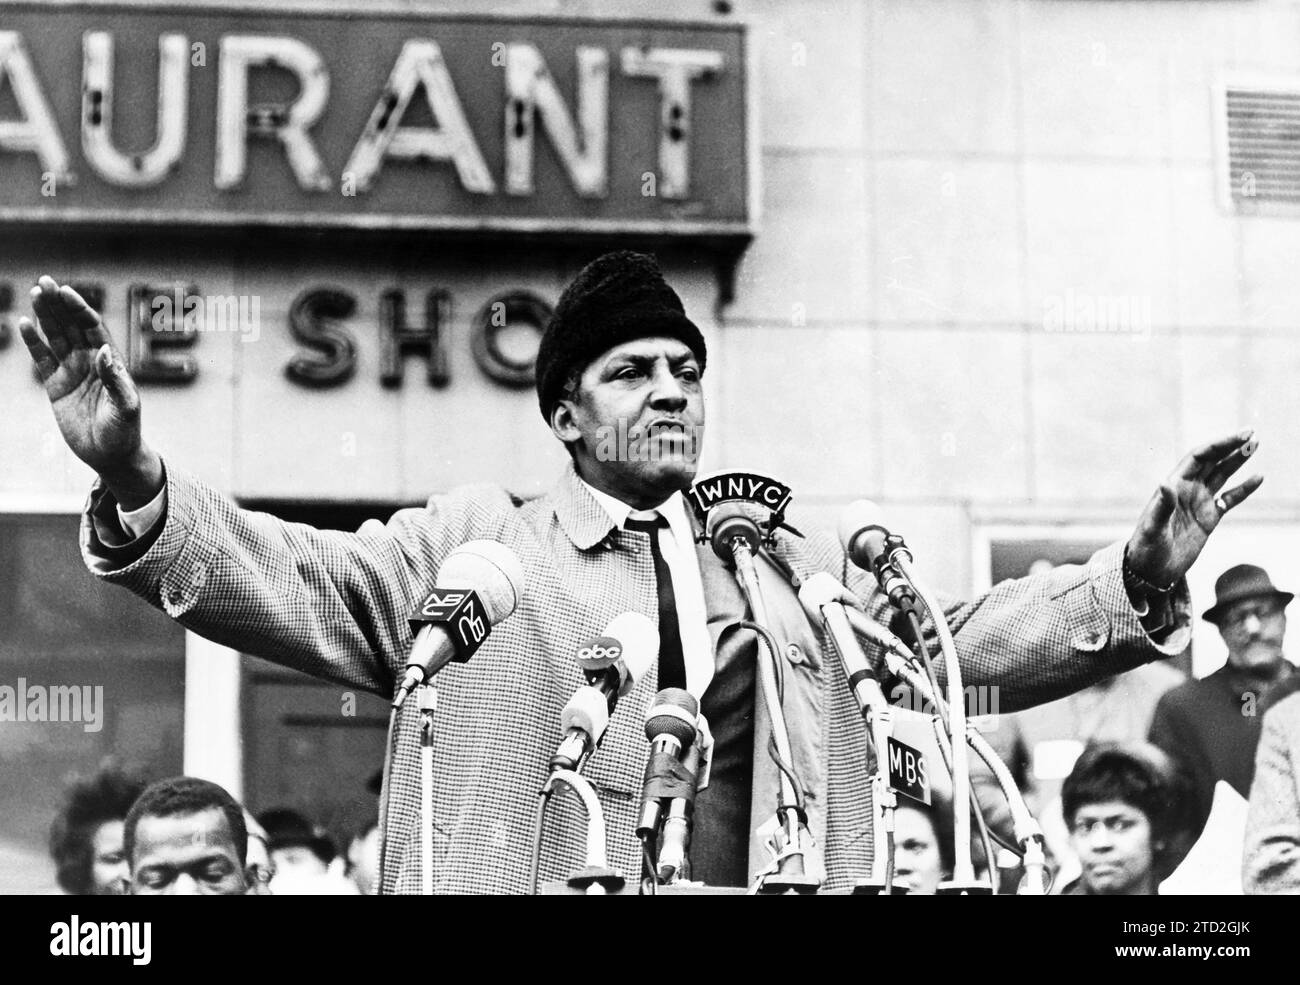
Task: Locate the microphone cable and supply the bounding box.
[527,785,550,896]
[740,618,807,812]
[640,833,658,896]
[904,607,1001,894]
[377,701,401,895]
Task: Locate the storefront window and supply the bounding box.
[0,514,185,893]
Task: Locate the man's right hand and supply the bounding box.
[19,276,164,510]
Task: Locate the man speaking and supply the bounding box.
[19,251,1261,893]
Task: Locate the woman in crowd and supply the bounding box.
[1060,741,1194,895]
[49,762,146,896]
[892,800,953,895]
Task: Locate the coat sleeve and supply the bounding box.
[788,527,1191,714]
[79,459,510,696]
[919,542,1190,713]
[1243,697,1300,894]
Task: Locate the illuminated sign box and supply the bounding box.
[0,6,754,244]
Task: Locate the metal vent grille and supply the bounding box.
[1224,85,1300,213]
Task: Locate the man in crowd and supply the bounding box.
[1150,564,1295,835]
[48,763,145,896]
[257,807,358,894]
[1244,688,1300,892]
[1060,742,1194,895]
[256,808,336,880]
[125,776,253,896]
[20,251,1260,893]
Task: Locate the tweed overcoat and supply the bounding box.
[81,460,1188,893]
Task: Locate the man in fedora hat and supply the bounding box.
[1150,563,1295,837]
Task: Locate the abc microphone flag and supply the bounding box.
[408,588,489,660]
[393,540,525,708]
[551,612,658,772]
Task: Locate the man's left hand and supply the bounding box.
[1126,430,1263,588]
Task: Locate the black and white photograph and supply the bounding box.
[0,0,1292,962]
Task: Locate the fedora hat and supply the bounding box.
[1202,563,1294,624]
[256,807,337,864]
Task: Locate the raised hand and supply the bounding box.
[1126,430,1263,588]
[19,276,163,509]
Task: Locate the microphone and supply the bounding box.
[791,571,914,665]
[798,572,891,717]
[842,606,914,664]
[842,505,981,888]
[706,504,763,565]
[637,689,704,869]
[657,710,712,883]
[393,540,525,708]
[800,571,918,893]
[550,612,658,772]
[838,500,917,612]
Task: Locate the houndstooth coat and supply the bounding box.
[81,460,1189,893]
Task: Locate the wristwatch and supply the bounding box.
[1122,551,1176,598]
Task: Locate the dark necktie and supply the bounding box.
[624,515,687,691]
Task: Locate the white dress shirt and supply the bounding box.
[118,487,166,537]
[579,480,715,699]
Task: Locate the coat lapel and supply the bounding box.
[549,461,618,551]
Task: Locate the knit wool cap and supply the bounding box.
[536,251,707,421]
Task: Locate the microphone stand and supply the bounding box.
[886,653,1049,895]
[739,619,819,895]
[528,750,596,896]
[654,715,713,887]
[418,683,437,896]
[377,680,441,896]
[540,769,625,895]
[377,702,399,895]
[655,739,702,885]
[712,513,820,895]
[528,731,617,895]
[883,547,987,894]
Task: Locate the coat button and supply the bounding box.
[166,588,183,606]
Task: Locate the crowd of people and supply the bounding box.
[967,561,1300,895]
[49,765,378,896]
